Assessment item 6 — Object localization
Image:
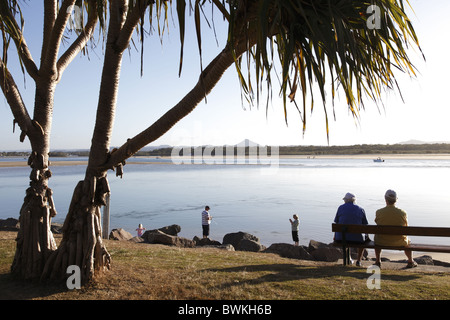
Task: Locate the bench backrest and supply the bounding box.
[332,223,450,237]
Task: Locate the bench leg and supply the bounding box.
[342,246,348,266]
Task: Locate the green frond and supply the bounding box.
[0,0,26,72]
[225,0,423,142]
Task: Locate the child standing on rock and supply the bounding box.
[136,224,146,237]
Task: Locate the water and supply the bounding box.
[1,157,450,247]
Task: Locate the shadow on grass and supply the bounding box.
[206,263,421,289]
[0,272,68,299]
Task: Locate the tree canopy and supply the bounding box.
[0,0,423,284]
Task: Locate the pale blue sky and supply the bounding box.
[1,0,450,151]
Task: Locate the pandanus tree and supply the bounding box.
[1,0,422,285]
[1,0,103,280]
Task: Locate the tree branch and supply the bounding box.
[41,0,77,77]
[57,9,99,80]
[103,36,255,170]
[114,0,149,53]
[0,57,32,141]
[40,0,58,63]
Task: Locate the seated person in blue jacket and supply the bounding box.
[334,192,369,266]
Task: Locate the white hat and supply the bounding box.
[385,189,397,200]
[343,192,356,201]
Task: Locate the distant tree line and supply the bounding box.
[276,143,450,155]
[2,143,450,158]
[134,143,450,156]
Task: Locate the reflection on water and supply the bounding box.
[1,157,450,247]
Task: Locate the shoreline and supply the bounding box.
[1,153,450,168]
[1,230,449,264]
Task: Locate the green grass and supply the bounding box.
[0,232,449,300]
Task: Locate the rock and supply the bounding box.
[222,231,259,249]
[142,224,181,241]
[193,236,222,247]
[307,240,343,262]
[109,228,133,241]
[0,218,64,234]
[310,247,342,262]
[237,239,266,252]
[414,255,434,265]
[433,260,450,267]
[0,218,20,231]
[51,222,63,234]
[264,243,313,260]
[308,240,329,252]
[155,224,181,236]
[146,230,195,248]
[129,236,145,243]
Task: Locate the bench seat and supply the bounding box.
[331,223,450,265]
[332,240,450,253]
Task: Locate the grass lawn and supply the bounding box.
[1,231,449,300]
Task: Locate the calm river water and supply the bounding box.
[1,156,450,247]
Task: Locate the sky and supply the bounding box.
[1,0,450,151]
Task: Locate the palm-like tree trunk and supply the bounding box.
[4,0,99,281]
[41,0,132,283]
[11,81,58,280]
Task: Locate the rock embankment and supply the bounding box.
[3,218,449,266]
[107,225,349,263]
[106,225,450,267]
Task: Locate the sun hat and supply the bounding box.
[343,192,356,201]
[385,189,397,201]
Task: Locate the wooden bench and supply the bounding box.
[331,223,450,266]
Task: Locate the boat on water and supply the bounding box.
[373,157,385,163]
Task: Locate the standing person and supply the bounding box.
[289,214,300,246]
[136,224,146,237]
[374,189,417,269]
[202,206,212,239]
[334,192,369,266]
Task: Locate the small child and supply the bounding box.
[136,223,146,237]
[289,214,300,246]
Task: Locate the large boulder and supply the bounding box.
[142,224,181,241]
[238,239,266,252]
[222,231,259,249]
[51,222,63,234]
[109,228,133,241]
[305,240,343,262]
[0,217,63,234]
[0,218,20,231]
[146,230,195,248]
[142,224,181,240]
[308,240,329,251]
[193,236,222,247]
[310,247,342,262]
[264,243,313,260]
